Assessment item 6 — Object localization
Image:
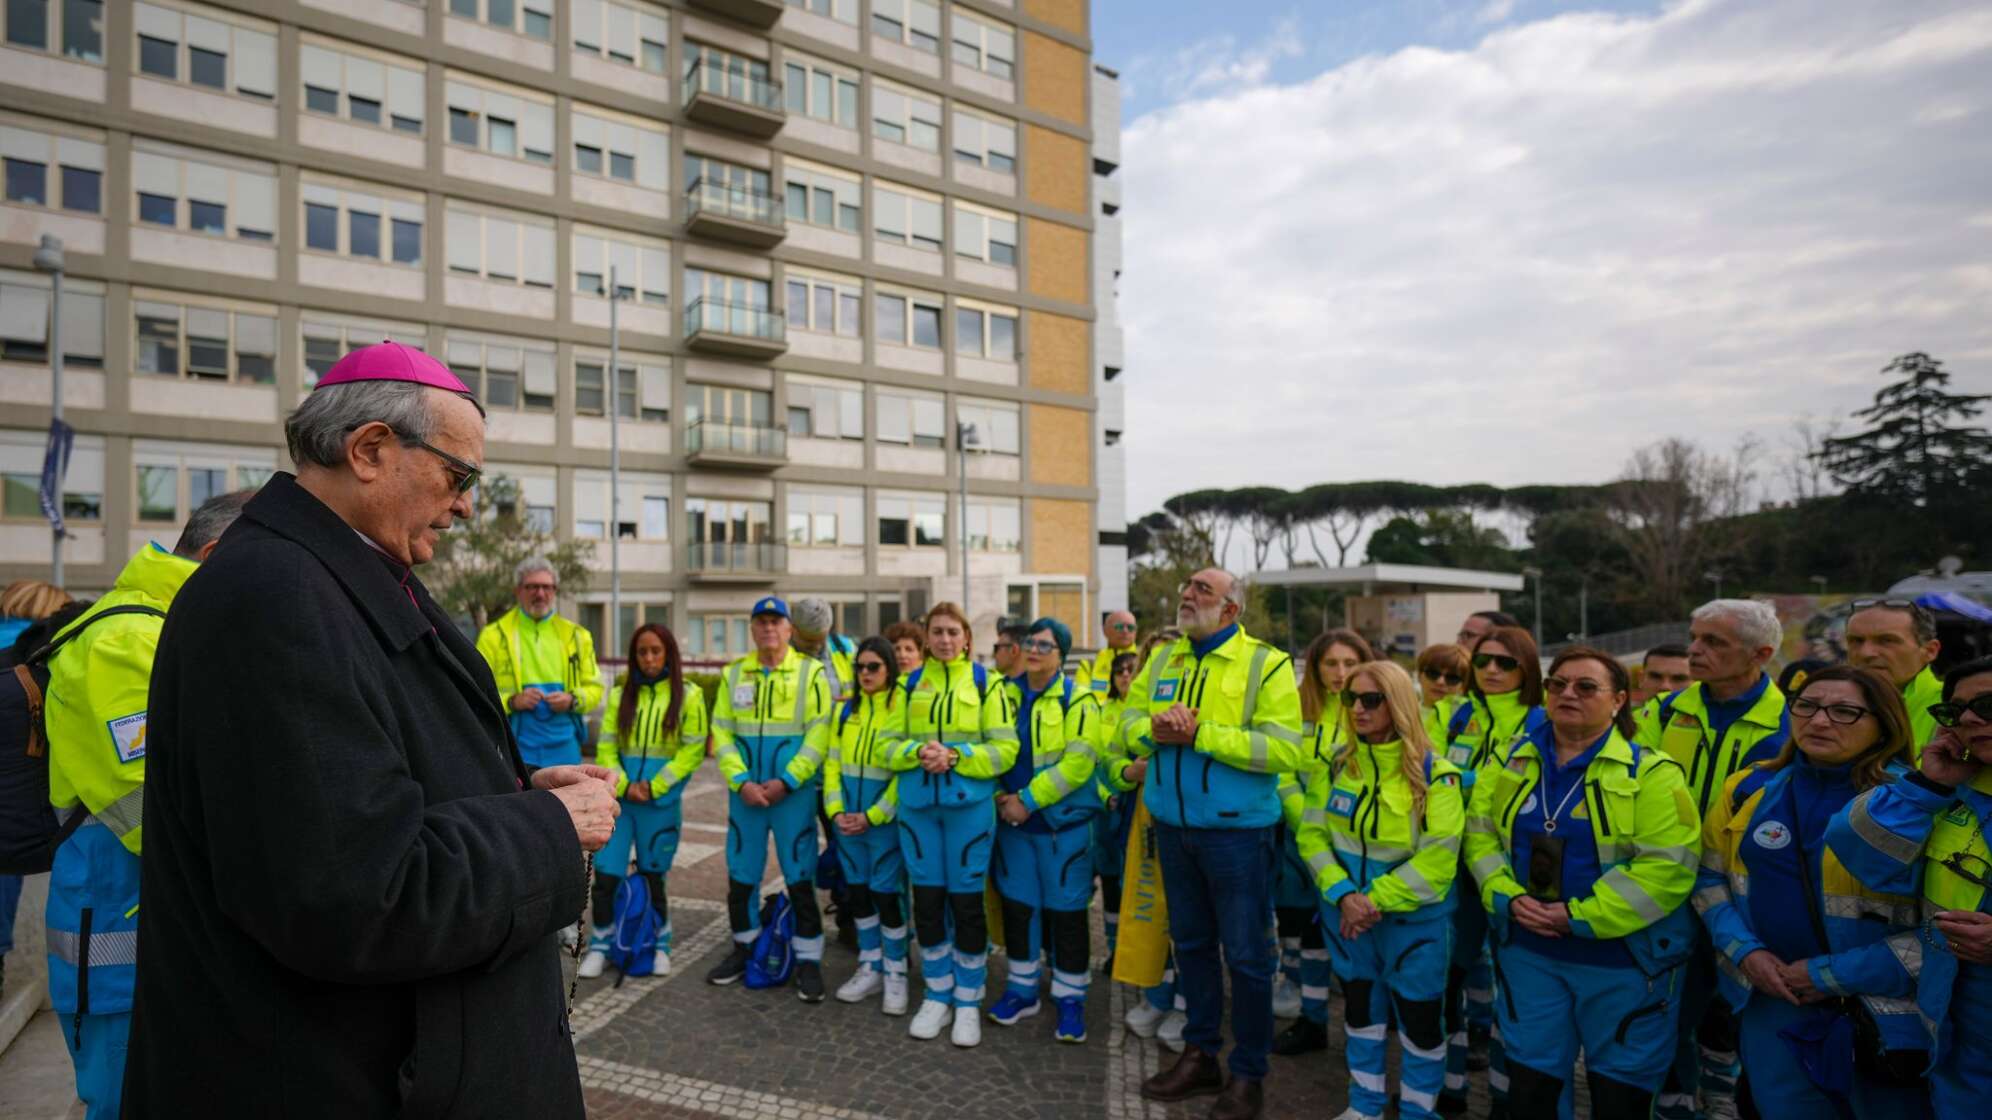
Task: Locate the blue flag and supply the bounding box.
[39,418,72,539]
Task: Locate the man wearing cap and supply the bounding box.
[124,342,620,1117]
[475,557,604,767]
[1074,610,1139,696]
[706,596,836,1002]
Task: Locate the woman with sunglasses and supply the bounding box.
[579,624,707,979]
[1693,666,1929,1119]
[887,603,1019,1047]
[1416,643,1470,753]
[1296,661,1465,1120]
[824,637,914,1014]
[1273,629,1374,1053]
[1440,626,1549,1112]
[1093,651,1143,975]
[1463,647,1700,1118]
[1829,655,1992,1117]
[989,618,1107,1043]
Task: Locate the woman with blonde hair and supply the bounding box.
[1297,660,1465,1120]
[0,579,72,659]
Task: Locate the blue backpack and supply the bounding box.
[605,874,660,986]
[743,892,796,989]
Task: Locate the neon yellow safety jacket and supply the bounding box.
[1001,675,1107,830]
[822,686,910,826]
[1903,667,1942,764]
[597,677,710,800]
[1296,738,1465,915]
[1075,645,1133,696]
[474,607,605,714]
[711,647,833,791]
[886,655,1018,810]
[1638,677,1790,822]
[1279,695,1345,831]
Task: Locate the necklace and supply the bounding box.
[1540,756,1587,834]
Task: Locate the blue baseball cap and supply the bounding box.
[752,596,790,619]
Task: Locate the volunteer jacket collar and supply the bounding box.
[240,472,434,652]
[751,646,803,675]
[1689,672,1783,730]
[1189,623,1242,661]
[112,541,199,607]
[1513,721,1636,770]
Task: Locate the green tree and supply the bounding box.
[1817,352,1992,506]
[429,474,595,630]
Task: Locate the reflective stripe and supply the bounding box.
[1470,853,1509,882]
[1863,994,1920,1015]
[1691,885,1729,916]
[1243,731,1273,773]
[843,764,895,782]
[1597,867,1667,924]
[1885,930,1923,979]
[96,786,144,838]
[1240,645,1271,726]
[1637,843,1698,872]
[47,928,138,967]
[1822,893,1919,926]
[984,726,1019,742]
[1700,845,1728,875]
[1263,724,1302,746]
[1306,848,1338,881]
[1392,863,1443,904]
[1417,833,1461,856]
[1847,788,1925,867]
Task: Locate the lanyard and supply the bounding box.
[1540,759,1586,834]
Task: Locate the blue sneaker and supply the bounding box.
[1054,997,1087,1043]
[986,991,1041,1025]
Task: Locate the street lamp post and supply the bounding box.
[957,420,980,612]
[33,235,65,587]
[1522,566,1544,647]
[608,265,625,655]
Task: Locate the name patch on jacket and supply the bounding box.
[1752,820,1792,850]
[732,684,757,708]
[1153,678,1180,702]
[1670,711,1701,730]
[1327,789,1358,819]
[108,712,147,763]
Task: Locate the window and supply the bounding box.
[572,0,668,73]
[956,400,1020,455]
[446,205,556,287]
[782,54,860,127]
[786,376,863,440]
[785,272,861,337]
[784,159,861,233]
[876,389,945,447]
[300,316,427,387]
[787,487,863,548]
[451,0,551,39]
[300,179,423,266]
[0,123,103,213]
[445,77,554,164]
[952,110,1017,173]
[131,145,277,243]
[685,154,775,223]
[871,0,939,54]
[128,447,272,523]
[684,268,774,336]
[301,40,426,135]
[962,497,1021,552]
[133,297,276,384]
[872,81,942,151]
[874,183,943,252]
[684,43,776,109]
[571,227,670,304]
[1,429,102,522]
[486,470,557,532]
[573,471,669,541]
[954,202,1018,266]
[785,0,854,24]
[0,275,103,367]
[446,335,555,412]
[875,290,943,350]
[685,613,753,658]
[877,492,944,548]
[131,3,275,99]
[955,304,1018,360]
[574,357,668,422]
[4,0,100,62]
[952,11,1015,80]
[685,383,772,430]
[686,497,774,560]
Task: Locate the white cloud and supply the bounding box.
[1477,0,1519,25]
[1117,0,1992,523]
[1118,16,1304,107]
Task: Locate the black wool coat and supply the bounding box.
[124,473,587,1118]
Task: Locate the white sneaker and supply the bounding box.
[910,998,951,1039]
[651,950,671,976]
[882,974,910,1016]
[1272,975,1302,1019]
[576,950,606,979]
[951,1007,983,1048]
[1158,1010,1187,1052]
[1124,1001,1167,1039]
[837,968,884,1003]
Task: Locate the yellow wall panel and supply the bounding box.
[1028,404,1092,487]
[1022,0,1087,36]
[1022,30,1087,126]
[1026,311,1089,394]
[1024,124,1088,215]
[1029,498,1094,576]
[1026,218,1088,305]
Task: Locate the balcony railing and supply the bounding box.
[684,177,786,247]
[682,59,785,136]
[683,296,787,356]
[685,541,787,577]
[687,419,787,463]
[686,0,785,29]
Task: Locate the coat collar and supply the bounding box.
[241,472,434,652]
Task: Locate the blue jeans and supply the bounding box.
[1154,822,1277,1080]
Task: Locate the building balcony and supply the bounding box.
[687,0,785,28]
[682,59,785,138]
[684,178,787,248]
[686,541,786,582]
[683,297,787,358]
[685,420,786,469]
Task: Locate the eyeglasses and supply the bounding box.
[1342,690,1387,711]
[1422,669,1465,687]
[1790,697,1872,725]
[1473,653,1521,673]
[1941,850,1992,891]
[855,660,888,674]
[1177,579,1222,600]
[412,438,482,494]
[1020,638,1059,654]
[1109,621,1137,632]
[1544,676,1609,698]
[1931,695,1992,727]
[519,582,557,594]
[993,641,1017,653]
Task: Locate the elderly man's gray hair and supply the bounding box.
[172,489,256,559]
[792,596,834,635]
[515,556,556,586]
[1691,598,1783,653]
[284,381,482,469]
[1218,569,1247,611]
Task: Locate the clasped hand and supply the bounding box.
[532,764,620,851]
[1338,892,1382,940]
[835,811,870,836]
[1737,949,1829,1005]
[1509,896,1573,938]
[1150,704,1200,745]
[918,741,957,774]
[738,779,790,808]
[996,793,1030,825]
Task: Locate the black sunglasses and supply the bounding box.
[855,660,888,674]
[1791,697,1871,726]
[1422,669,1464,686]
[1931,695,1992,728]
[1544,676,1608,698]
[1342,689,1387,711]
[1473,653,1521,673]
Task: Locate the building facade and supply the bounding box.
[0,0,1103,663]
[1089,59,1122,618]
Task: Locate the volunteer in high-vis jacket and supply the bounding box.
[1415,642,1470,755]
[1091,649,1141,970]
[1075,610,1139,696]
[1637,599,1790,1120]
[1124,569,1306,1120]
[704,598,836,1003]
[824,637,913,1013]
[1464,647,1701,1120]
[887,602,1018,1048]
[474,557,604,768]
[1694,666,1930,1120]
[1827,656,1992,1117]
[580,624,708,980]
[44,494,250,1119]
[1273,628,1371,1056]
[990,618,1106,1043]
[1845,597,1946,760]
[1296,661,1465,1120]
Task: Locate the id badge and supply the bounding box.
[1527,834,1566,901]
[1447,744,1472,767]
[731,683,756,709]
[1153,678,1180,703]
[1327,789,1359,820]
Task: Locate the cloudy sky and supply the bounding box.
[1092,0,1992,525]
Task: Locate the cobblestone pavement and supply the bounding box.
[570,768,1501,1119]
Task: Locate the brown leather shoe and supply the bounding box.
[1140,1046,1225,1101]
[1206,1076,1264,1120]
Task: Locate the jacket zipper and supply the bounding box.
[1589,778,1611,836]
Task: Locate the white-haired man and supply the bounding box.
[476,556,604,768]
[1638,598,1791,1120]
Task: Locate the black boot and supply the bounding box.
[1270,1016,1328,1055]
[794,960,826,1003]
